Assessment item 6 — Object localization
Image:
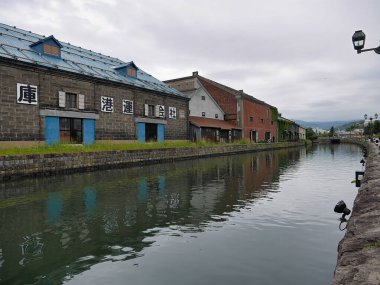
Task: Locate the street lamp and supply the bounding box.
[352,30,380,54]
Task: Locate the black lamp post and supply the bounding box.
[375,113,379,138]
[352,30,380,54]
[364,114,372,138]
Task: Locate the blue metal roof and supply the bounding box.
[0,23,187,99]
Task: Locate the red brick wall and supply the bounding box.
[243,99,277,142]
[198,78,237,125]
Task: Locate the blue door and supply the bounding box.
[138,122,146,143]
[83,119,95,145]
[157,124,165,142]
[45,116,60,145]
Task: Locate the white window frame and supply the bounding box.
[78,94,85,110]
[58,91,66,107]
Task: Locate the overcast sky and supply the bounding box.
[1,0,379,122]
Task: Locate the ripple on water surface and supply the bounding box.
[0,144,362,285]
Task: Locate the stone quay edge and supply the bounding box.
[332,142,380,285]
[0,142,304,181]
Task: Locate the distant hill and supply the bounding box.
[295,120,362,130]
[339,121,364,130]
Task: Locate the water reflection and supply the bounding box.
[0,145,360,285]
[0,150,294,282]
[47,193,63,225]
[84,187,96,215]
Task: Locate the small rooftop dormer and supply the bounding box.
[113,62,138,78]
[30,35,63,58]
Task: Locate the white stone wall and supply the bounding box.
[186,85,224,120]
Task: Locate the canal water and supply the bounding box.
[0,144,362,285]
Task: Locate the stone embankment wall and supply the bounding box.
[0,142,303,181]
[332,142,380,285]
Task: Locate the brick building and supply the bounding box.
[0,23,189,146]
[278,116,304,141]
[165,72,277,143]
[164,72,241,142]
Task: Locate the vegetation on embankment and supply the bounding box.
[0,141,304,180]
[0,140,246,156]
[0,140,305,156]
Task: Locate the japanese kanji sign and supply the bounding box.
[17,83,38,105]
[169,107,177,119]
[122,100,133,114]
[101,96,114,112]
[157,105,165,118]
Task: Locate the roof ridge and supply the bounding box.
[163,74,195,83]
[0,22,187,99]
[198,74,274,108]
[0,23,125,64]
[0,23,43,40]
[197,75,240,95]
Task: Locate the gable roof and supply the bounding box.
[197,77,237,116]
[197,75,273,108]
[0,23,187,99]
[183,80,225,115]
[114,61,137,69]
[29,35,63,48]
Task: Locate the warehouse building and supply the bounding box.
[0,23,189,146]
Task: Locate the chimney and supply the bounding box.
[192,71,198,76]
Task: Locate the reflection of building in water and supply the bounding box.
[242,152,278,198]
[0,150,301,284]
[190,164,228,220]
[84,187,97,214]
[47,193,63,225]
[0,248,4,269]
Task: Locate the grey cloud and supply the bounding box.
[0,0,379,121]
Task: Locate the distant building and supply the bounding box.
[277,116,305,141]
[165,72,278,143]
[278,117,297,141]
[313,128,328,135]
[0,23,189,146]
[298,125,306,140]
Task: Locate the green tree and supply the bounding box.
[346,125,354,132]
[373,121,380,135]
[364,124,370,135]
[329,126,335,137]
[306,128,317,140]
[364,121,379,136]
